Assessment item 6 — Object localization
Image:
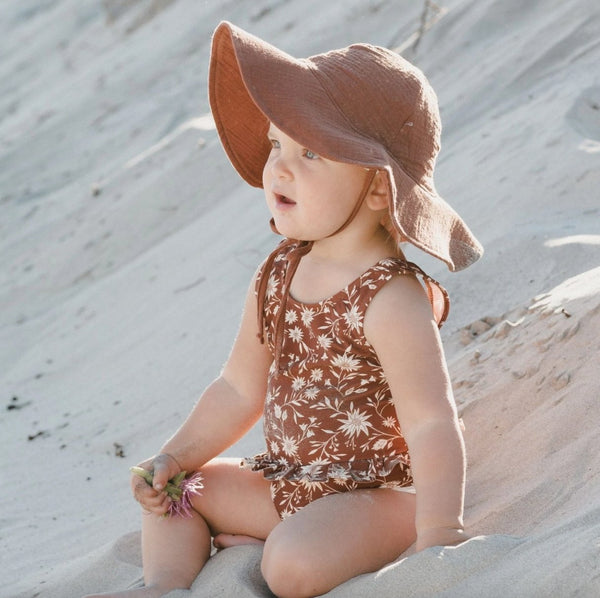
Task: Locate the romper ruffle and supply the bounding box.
[243,453,411,483]
[244,241,448,518]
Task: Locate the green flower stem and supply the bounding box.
[130,466,187,501]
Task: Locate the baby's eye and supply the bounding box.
[304,149,319,160]
[269,138,281,149]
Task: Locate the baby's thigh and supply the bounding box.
[262,489,416,597]
[191,458,279,540]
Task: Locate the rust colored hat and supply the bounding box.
[209,21,483,271]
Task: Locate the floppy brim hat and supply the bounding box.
[209,21,483,271]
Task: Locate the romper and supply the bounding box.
[244,241,449,519]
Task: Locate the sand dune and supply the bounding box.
[2,0,599,596]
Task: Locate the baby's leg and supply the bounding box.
[85,458,278,598]
[83,512,210,598]
[261,488,416,598]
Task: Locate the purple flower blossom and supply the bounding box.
[167,472,204,518]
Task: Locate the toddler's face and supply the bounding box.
[262,124,370,241]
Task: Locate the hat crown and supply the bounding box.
[308,44,441,186]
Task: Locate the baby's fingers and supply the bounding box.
[132,478,169,512]
[141,491,171,516]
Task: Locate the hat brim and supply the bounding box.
[209,21,483,271]
[210,23,384,181]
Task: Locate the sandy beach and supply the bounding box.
[2,0,599,596]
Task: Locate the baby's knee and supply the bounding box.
[261,539,318,598]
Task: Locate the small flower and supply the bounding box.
[343,304,362,331]
[292,376,306,391]
[301,307,316,326]
[298,478,324,493]
[281,435,299,457]
[288,326,303,343]
[317,335,333,350]
[383,416,397,428]
[285,309,298,324]
[167,472,204,518]
[310,368,323,382]
[339,407,372,438]
[270,440,280,455]
[331,352,360,372]
[266,275,278,299]
[303,386,319,399]
[305,460,331,479]
[329,463,351,484]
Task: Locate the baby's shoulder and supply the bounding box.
[372,259,449,328]
[369,267,431,314]
[364,264,440,340]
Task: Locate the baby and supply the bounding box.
[86,19,482,598]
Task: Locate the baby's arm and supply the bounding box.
[365,274,468,551]
[132,273,272,515]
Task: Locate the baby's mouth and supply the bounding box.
[275,193,296,205]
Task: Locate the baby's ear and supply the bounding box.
[367,171,389,210]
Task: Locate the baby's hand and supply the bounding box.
[130,454,182,516]
[415,527,470,552]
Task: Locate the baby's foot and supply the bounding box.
[213,533,265,550]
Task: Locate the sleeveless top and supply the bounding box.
[244,241,449,518]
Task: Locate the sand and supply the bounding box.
[1,0,599,596]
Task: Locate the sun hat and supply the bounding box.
[208,21,482,272]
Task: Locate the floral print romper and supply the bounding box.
[244,241,449,519]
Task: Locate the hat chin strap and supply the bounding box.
[268,168,377,240]
[258,169,377,371]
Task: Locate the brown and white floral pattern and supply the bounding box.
[245,242,444,518]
